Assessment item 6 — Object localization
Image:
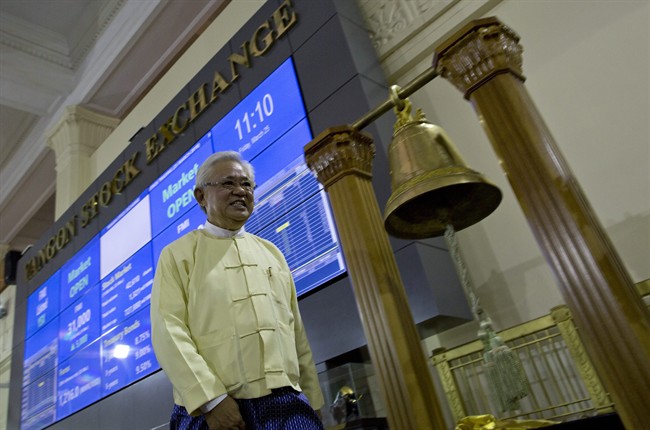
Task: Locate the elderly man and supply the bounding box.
[151,150,324,430]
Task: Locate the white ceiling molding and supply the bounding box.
[68,0,126,68]
[0,106,36,164]
[0,0,126,70]
[0,12,72,68]
[67,0,166,105]
[0,74,63,116]
[0,43,76,94]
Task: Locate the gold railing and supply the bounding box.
[431,305,614,424]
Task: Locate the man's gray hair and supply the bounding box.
[195,150,255,188]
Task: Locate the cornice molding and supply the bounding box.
[0,13,71,68]
[69,0,126,68]
[68,0,165,104]
[0,70,67,116]
[0,109,37,169]
[0,0,125,70]
[358,0,455,56]
[357,0,503,84]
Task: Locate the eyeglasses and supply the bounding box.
[202,178,255,192]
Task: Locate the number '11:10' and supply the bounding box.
[234,94,274,140]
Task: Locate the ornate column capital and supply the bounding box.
[46,105,120,162]
[433,17,524,99]
[304,125,375,188]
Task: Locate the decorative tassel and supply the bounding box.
[445,224,529,413]
[479,318,529,412]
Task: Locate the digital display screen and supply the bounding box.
[59,236,100,312]
[25,272,60,340]
[152,203,205,267]
[100,242,154,333]
[23,317,59,384]
[21,369,56,430]
[56,340,102,421]
[21,57,346,428]
[211,58,307,159]
[101,305,159,397]
[100,194,152,279]
[148,137,213,238]
[243,117,345,295]
[58,283,101,362]
[22,318,58,430]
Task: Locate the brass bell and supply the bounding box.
[384,93,502,239]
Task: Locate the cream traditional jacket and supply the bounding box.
[150,227,324,416]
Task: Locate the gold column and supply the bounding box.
[305,126,446,430]
[433,18,650,429]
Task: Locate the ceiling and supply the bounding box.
[0,0,229,255]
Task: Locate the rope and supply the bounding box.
[444,224,529,412]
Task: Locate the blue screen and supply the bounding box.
[58,283,101,362]
[23,317,59,382]
[56,340,102,420]
[244,120,344,295]
[21,317,58,430]
[21,56,346,427]
[59,236,100,312]
[25,272,60,340]
[101,242,154,333]
[20,369,56,430]
[152,203,205,266]
[211,58,307,160]
[101,305,158,396]
[148,137,213,237]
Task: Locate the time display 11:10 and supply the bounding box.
[234,94,274,140]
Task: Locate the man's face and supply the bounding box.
[194,160,255,230]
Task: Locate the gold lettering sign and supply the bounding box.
[24,0,298,280]
[25,218,76,280]
[144,0,298,165]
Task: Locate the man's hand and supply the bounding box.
[204,396,246,430]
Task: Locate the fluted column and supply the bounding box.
[434,17,650,430]
[46,105,120,219]
[304,126,446,430]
